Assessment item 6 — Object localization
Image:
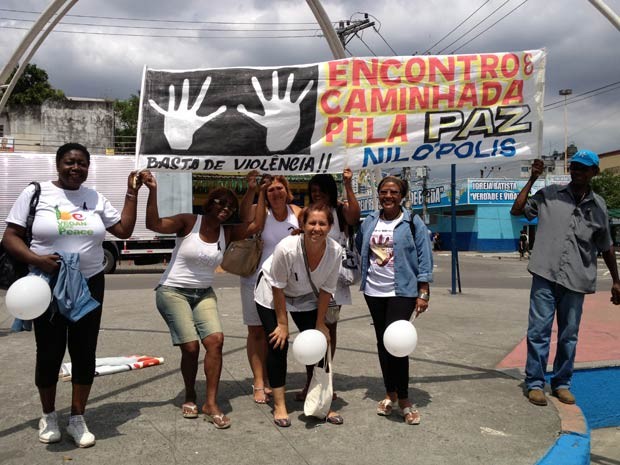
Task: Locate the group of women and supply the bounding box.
[2,143,433,447]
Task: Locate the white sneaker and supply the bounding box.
[67,415,96,448]
[38,411,61,444]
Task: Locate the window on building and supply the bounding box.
[0,124,4,137]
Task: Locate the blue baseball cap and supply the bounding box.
[570,150,599,167]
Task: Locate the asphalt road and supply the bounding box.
[107,254,539,291]
[108,252,618,293]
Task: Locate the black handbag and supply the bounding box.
[0,182,41,290]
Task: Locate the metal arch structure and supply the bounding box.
[0,0,78,113]
[0,0,345,115]
[588,0,620,31]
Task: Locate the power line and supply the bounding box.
[356,12,398,55]
[372,26,398,55]
[353,32,378,56]
[437,0,513,54]
[544,81,620,110]
[568,100,620,138]
[0,16,323,32]
[451,0,528,53]
[1,25,322,40]
[0,7,326,25]
[422,1,490,55]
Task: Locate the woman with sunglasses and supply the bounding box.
[143,173,265,429]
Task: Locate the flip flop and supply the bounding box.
[376,399,393,416]
[181,402,199,419]
[252,385,271,404]
[325,414,344,425]
[273,417,291,428]
[402,406,421,425]
[204,412,231,429]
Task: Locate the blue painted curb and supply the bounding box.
[535,431,590,465]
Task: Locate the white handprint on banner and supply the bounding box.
[148,77,226,150]
[237,71,314,152]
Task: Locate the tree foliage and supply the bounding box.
[7,63,65,105]
[113,94,140,154]
[592,170,620,210]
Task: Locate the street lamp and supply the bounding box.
[559,89,573,174]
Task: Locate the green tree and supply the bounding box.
[114,94,139,154]
[592,170,620,209]
[7,63,65,105]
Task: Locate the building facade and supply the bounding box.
[0,97,114,154]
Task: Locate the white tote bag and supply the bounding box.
[303,346,333,419]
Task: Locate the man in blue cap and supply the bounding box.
[511,151,620,406]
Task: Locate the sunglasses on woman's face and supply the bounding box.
[212,198,237,213]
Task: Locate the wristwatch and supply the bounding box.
[418,292,430,301]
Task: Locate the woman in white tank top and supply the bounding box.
[238,172,302,404]
[143,173,264,429]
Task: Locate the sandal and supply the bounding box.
[402,406,421,425]
[376,399,393,416]
[252,385,271,404]
[181,402,199,419]
[325,414,344,425]
[273,417,291,428]
[204,412,231,429]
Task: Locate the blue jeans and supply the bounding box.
[525,274,584,391]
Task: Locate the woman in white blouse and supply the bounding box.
[254,203,343,427]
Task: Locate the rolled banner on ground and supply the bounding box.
[59,355,164,381]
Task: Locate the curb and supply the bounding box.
[493,367,592,465]
[535,397,590,465]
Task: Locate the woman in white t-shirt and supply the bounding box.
[143,173,263,430]
[254,203,343,427]
[294,168,360,402]
[355,176,433,426]
[2,143,143,448]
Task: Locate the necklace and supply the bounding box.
[572,188,588,204]
[272,206,288,222]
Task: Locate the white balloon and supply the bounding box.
[292,329,328,365]
[5,276,52,320]
[383,320,418,357]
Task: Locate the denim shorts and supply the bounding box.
[155,285,222,345]
[240,280,262,326]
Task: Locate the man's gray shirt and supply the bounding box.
[525,183,612,294]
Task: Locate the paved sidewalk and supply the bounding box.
[0,280,563,465]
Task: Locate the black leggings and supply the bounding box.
[256,304,317,389]
[364,295,416,399]
[34,271,105,387]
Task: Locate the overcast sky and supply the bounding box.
[1,0,619,181]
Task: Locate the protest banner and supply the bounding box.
[137,50,545,174]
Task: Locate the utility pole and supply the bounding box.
[559,88,572,174]
[335,14,375,49]
[401,167,412,208]
[415,166,429,224]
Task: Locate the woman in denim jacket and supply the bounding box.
[355,176,433,425]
